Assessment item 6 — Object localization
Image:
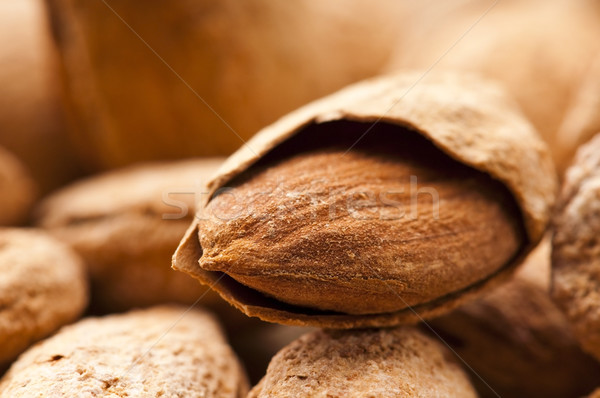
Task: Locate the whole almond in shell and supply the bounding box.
[174,72,557,328]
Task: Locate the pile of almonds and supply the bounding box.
[1,1,600,397]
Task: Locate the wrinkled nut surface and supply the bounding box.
[429,239,600,398]
[36,158,224,312]
[248,327,477,398]
[199,126,524,315]
[0,228,87,366]
[0,146,36,226]
[174,72,557,328]
[0,306,249,397]
[552,133,600,360]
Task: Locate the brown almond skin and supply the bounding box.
[199,124,525,315]
[428,239,600,398]
[248,327,477,398]
[552,133,600,360]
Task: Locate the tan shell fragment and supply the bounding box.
[248,327,477,398]
[0,306,249,397]
[552,133,600,360]
[0,229,87,367]
[174,72,557,328]
[428,239,600,398]
[36,158,226,312]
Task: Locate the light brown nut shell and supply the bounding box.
[248,327,477,398]
[0,146,36,226]
[0,306,249,397]
[45,0,408,171]
[552,133,600,360]
[35,158,226,312]
[428,239,600,398]
[173,72,557,328]
[0,228,87,366]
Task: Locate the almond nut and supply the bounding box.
[174,72,557,328]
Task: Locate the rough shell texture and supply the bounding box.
[46,0,408,170]
[0,146,36,226]
[386,0,600,173]
[552,133,600,360]
[248,327,477,398]
[0,228,87,366]
[36,158,225,312]
[429,239,600,398]
[173,71,557,328]
[0,0,81,193]
[0,306,249,397]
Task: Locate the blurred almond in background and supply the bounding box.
[45,0,410,171]
[0,0,82,194]
[387,0,600,175]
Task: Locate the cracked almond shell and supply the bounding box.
[173,72,557,328]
